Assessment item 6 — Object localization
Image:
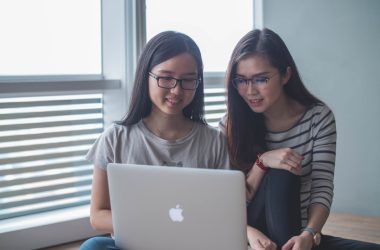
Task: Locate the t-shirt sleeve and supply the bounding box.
[214,129,231,170]
[85,125,117,171]
[310,105,337,210]
[218,114,227,136]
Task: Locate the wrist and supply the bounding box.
[256,153,269,171]
[302,227,321,246]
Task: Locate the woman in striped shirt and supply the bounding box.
[222,28,380,250]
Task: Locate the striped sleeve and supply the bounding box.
[310,105,337,210]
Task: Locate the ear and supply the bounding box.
[281,66,292,86]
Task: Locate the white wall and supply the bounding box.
[262,0,380,216]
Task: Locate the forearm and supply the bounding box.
[306,203,329,232]
[90,208,114,234]
[246,163,266,200]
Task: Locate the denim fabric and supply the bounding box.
[79,236,120,250]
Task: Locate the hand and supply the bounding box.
[260,148,303,175]
[247,226,277,250]
[282,231,314,250]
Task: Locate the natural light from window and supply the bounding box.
[146,0,253,72]
[0,0,101,76]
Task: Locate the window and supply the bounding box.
[1,1,258,249]
[0,0,104,223]
[0,0,101,76]
[0,94,103,220]
[146,0,253,126]
[146,0,253,72]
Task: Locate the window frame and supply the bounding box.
[0,1,137,248]
[0,0,261,248]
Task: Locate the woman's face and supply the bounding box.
[148,52,198,117]
[234,54,290,115]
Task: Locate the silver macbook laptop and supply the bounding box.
[107,163,248,250]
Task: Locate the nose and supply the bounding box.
[246,80,258,95]
[170,80,183,94]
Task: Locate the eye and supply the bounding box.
[234,78,246,84]
[159,77,174,83]
[254,77,268,84]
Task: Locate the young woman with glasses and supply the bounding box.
[221,28,380,250]
[80,31,229,250]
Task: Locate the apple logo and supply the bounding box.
[169,204,184,222]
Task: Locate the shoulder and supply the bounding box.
[306,103,335,122]
[194,122,226,142]
[101,122,138,140]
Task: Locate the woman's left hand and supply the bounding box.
[281,231,314,250]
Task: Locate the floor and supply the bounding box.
[41,213,380,249]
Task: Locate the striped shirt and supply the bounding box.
[266,103,336,227]
[220,103,337,227]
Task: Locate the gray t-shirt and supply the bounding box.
[86,120,230,170]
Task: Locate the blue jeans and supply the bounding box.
[80,236,120,250]
[247,169,380,250]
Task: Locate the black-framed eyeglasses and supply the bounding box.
[149,72,200,90]
[232,74,277,90]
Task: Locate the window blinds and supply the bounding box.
[0,88,226,221]
[204,88,227,127]
[0,94,103,220]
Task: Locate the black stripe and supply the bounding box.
[310,196,332,206]
[313,150,336,155]
[313,160,335,165]
[314,131,336,141]
[292,138,313,149]
[315,110,332,127]
[312,169,335,176]
[302,159,313,168]
[311,190,333,198]
[312,177,334,182]
[311,184,334,191]
[303,149,313,156]
[266,129,311,143]
[309,202,331,210]
[320,120,336,132]
[301,171,312,178]
[300,195,311,203]
[297,112,321,126]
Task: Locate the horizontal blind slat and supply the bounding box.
[0,160,90,175]
[204,87,226,127]
[0,94,102,220]
[0,128,103,143]
[0,179,93,199]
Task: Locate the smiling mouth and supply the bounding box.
[249,98,263,104]
[166,98,180,105]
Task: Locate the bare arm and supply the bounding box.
[246,161,266,201]
[305,204,329,234]
[89,167,113,234]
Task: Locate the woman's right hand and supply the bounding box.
[247,226,277,250]
[260,148,303,175]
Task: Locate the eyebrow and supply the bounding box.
[235,72,270,78]
[156,70,198,77]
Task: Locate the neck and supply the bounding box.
[264,95,305,131]
[143,108,193,141]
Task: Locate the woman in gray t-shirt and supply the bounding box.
[80,31,229,250]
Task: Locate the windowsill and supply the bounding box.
[0,205,101,250]
[0,79,121,94]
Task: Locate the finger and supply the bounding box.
[279,160,300,175]
[252,239,265,250]
[282,239,294,250]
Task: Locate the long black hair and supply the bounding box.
[118,31,206,125]
[226,28,321,173]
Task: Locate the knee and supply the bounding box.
[267,169,300,190]
[80,236,115,250]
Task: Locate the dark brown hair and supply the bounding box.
[226,28,321,173]
[118,31,206,125]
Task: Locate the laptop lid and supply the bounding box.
[107,163,248,250]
